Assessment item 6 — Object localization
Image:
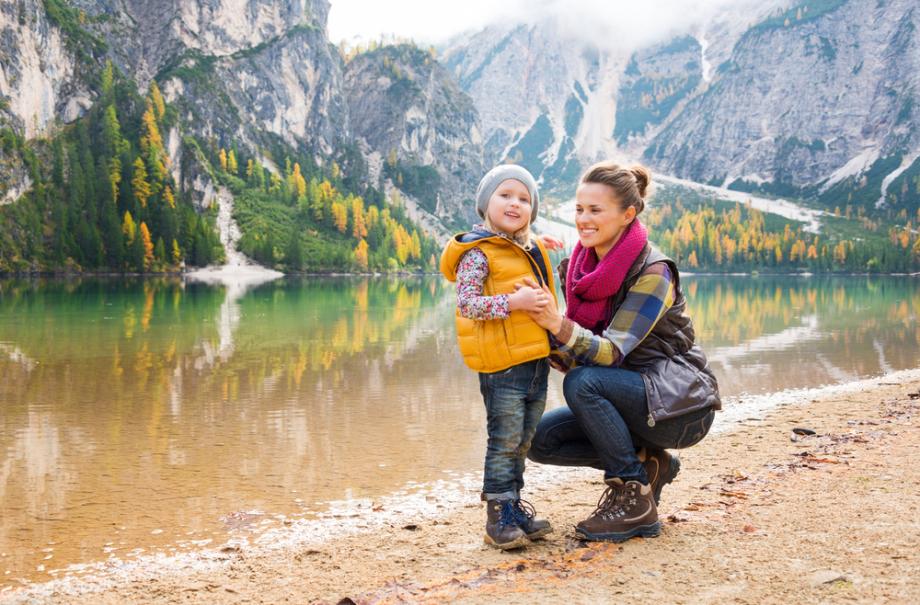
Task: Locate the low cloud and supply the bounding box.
[328,0,792,51]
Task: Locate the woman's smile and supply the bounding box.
[574,182,635,258]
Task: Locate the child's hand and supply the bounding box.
[519,278,563,334]
[539,234,565,251]
[508,285,549,313]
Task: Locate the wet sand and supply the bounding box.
[3,369,919,604]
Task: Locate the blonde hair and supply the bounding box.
[580,161,651,214]
[482,213,536,249]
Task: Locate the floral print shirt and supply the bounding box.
[455,246,511,320]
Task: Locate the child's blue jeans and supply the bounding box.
[478,358,549,501]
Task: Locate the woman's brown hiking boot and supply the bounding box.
[484,499,530,550]
[639,447,681,505]
[575,478,661,543]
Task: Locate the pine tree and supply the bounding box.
[100,60,115,103]
[286,232,304,270]
[101,105,124,158]
[129,227,145,271]
[154,237,166,264]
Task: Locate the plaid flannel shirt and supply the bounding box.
[550,262,674,371]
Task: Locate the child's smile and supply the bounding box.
[486,179,532,237]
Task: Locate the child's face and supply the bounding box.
[486,179,532,235]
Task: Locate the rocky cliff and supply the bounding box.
[646,0,920,213]
[442,0,919,215]
[442,21,621,192]
[0,0,91,139]
[344,44,483,227]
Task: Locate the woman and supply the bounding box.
[523,160,721,543]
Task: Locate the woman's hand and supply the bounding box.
[507,285,549,313]
[517,278,564,335]
[538,234,565,251]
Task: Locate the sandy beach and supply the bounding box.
[4,370,919,605]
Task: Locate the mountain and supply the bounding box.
[0,0,482,273]
[1,0,917,274]
[442,0,920,221]
[647,0,920,215]
[343,43,484,230]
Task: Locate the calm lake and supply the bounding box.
[1,275,918,585]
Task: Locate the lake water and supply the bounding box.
[1,275,918,586]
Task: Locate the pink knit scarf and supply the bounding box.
[565,219,649,334]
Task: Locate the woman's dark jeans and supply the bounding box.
[527,365,715,483]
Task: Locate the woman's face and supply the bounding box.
[574,182,636,259]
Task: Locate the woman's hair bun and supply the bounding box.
[630,165,651,199]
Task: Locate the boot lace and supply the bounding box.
[592,481,637,520]
[511,499,537,526]
[498,500,520,528]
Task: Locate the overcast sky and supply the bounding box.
[327,0,788,49]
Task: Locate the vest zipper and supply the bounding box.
[647,413,656,428]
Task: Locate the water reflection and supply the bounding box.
[685,277,920,395]
[0,275,917,585]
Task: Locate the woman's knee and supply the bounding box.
[527,416,554,463]
[527,406,576,463]
[562,366,600,410]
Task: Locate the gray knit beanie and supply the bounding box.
[475,164,540,224]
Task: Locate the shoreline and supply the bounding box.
[1,271,919,280]
[3,368,919,604]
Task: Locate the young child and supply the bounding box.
[440,164,558,549]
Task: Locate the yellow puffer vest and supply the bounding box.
[440,232,557,373]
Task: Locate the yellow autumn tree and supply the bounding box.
[219,148,228,172]
[122,211,137,243]
[109,157,122,201]
[351,197,367,239]
[163,185,175,209]
[331,202,348,233]
[366,205,380,230]
[132,158,152,208]
[227,149,238,175]
[290,162,306,198]
[149,81,166,119]
[410,230,422,260]
[139,222,154,269]
[140,100,166,179]
[395,225,411,264]
[354,238,369,269]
